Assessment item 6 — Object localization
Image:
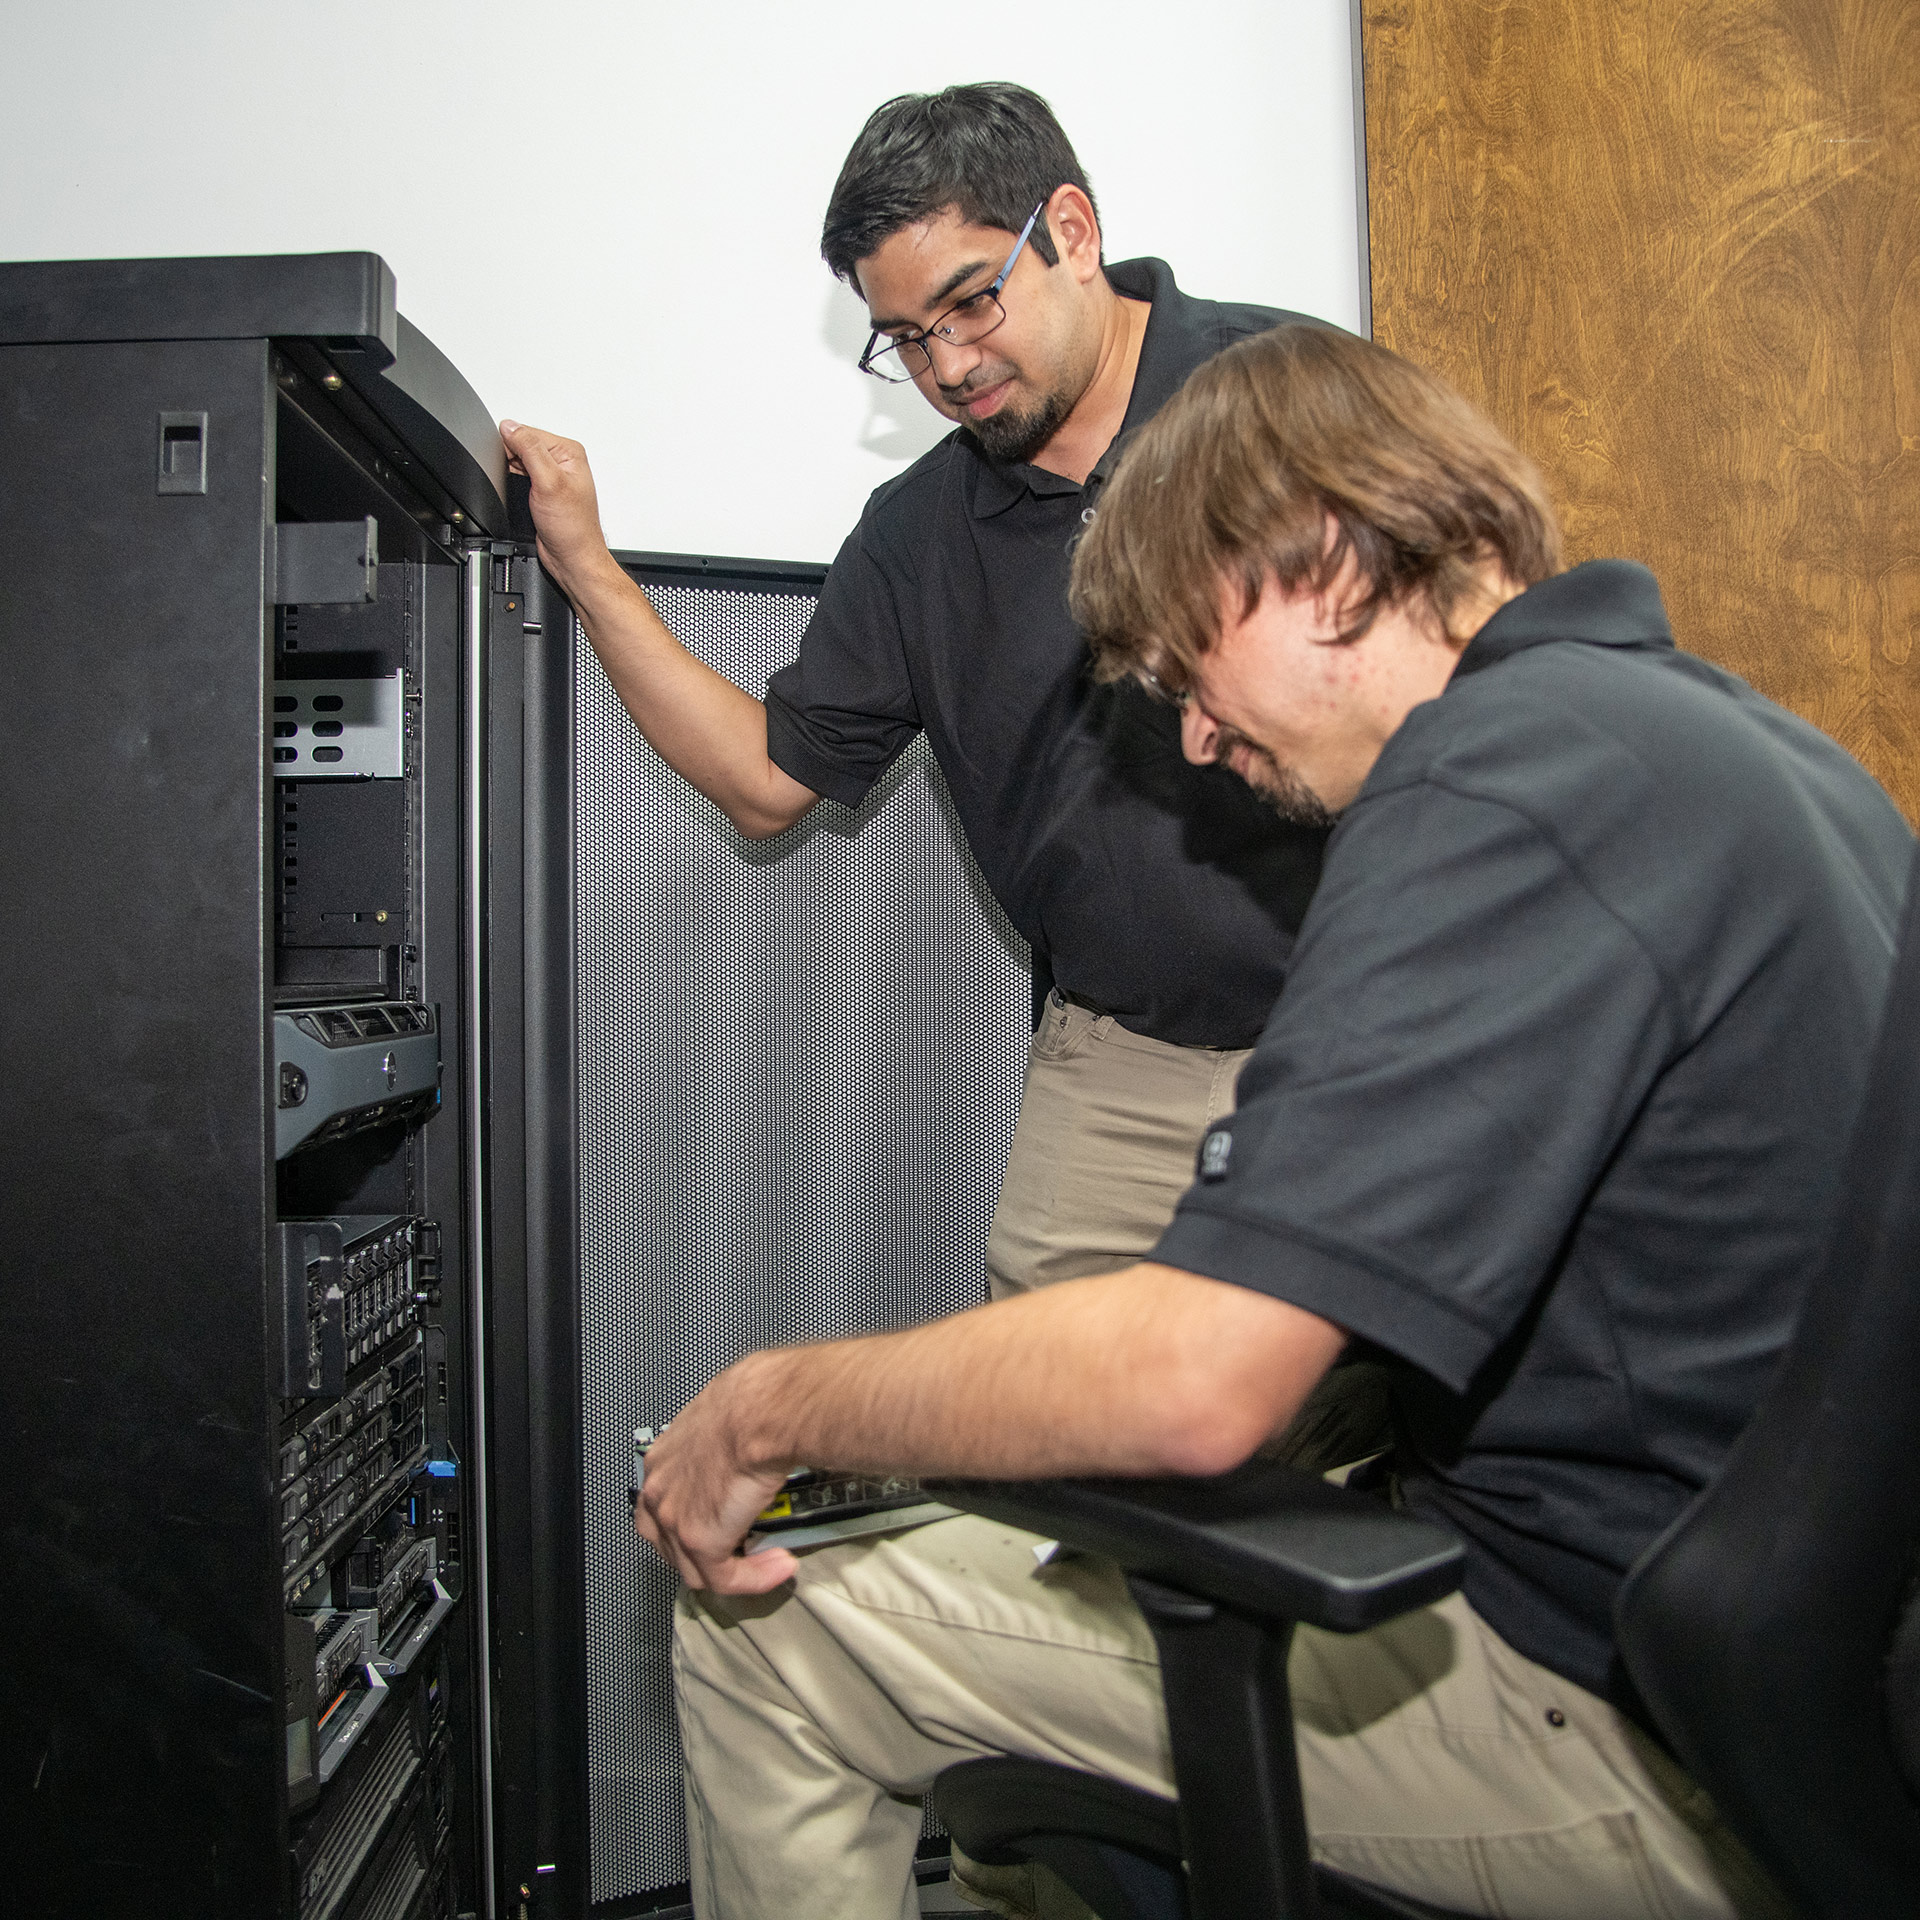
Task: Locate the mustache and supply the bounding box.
[1208,723,1339,828]
[938,360,1016,403]
[1211,722,1272,769]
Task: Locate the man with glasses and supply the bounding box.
[502,83,1377,1464]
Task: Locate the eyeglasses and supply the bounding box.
[858,200,1048,384]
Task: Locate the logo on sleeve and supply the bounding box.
[1198,1129,1233,1182]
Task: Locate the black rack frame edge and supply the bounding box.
[614,549,828,593]
[522,556,592,1911]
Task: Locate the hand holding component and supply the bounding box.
[630,1360,800,1596]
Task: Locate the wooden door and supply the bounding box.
[1359,0,1920,817]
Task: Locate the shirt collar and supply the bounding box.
[967,257,1195,520]
[1449,560,1676,681]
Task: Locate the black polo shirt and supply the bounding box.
[1154,561,1914,1704]
[765,259,1328,1049]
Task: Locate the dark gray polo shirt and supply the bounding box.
[1155,561,1914,1704]
[765,260,1328,1049]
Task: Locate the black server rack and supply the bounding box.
[0,253,585,1920]
[0,252,1032,1920]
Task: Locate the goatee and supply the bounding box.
[1217,726,1339,829]
[964,385,1074,466]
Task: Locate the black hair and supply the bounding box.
[820,82,1099,286]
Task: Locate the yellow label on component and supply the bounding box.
[757,1493,794,1522]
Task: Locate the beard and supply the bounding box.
[1213,723,1340,828]
[943,364,1077,465]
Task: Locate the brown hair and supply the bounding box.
[1070,324,1561,690]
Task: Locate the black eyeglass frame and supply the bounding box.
[857,198,1050,384]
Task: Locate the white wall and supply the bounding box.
[1,1,1361,563]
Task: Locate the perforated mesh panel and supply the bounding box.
[575,578,1032,1902]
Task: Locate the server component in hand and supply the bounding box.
[754,1468,931,1531]
[631,1424,934,1534]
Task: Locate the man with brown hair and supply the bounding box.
[643,325,1907,1917]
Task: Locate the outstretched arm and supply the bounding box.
[501,420,818,838]
[633,1263,1348,1595]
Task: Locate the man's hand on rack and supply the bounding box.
[632,1358,802,1595]
[496,417,817,837]
[498,420,624,604]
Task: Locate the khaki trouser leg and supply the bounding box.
[1284,1594,1789,1920]
[675,1516,1776,1920]
[985,993,1247,1299]
[984,992,1393,1478]
[675,1519,1167,1920]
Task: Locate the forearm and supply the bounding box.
[636,1263,1346,1591]
[731,1263,1347,1484]
[563,552,818,838]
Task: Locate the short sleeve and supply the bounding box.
[1153,780,1678,1392]
[764,522,921,809]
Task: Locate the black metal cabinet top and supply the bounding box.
[0,251,509,538]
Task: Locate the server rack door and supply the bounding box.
[0,334,282,1918]
[553,556,1034,1908]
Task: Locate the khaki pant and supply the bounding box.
[675,1516,1787,1920]
[985,991,1252,1299]
[985,990,1391,1477]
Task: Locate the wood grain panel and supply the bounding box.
[1361,0,1920,817]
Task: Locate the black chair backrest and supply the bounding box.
[1616,842,1920,1914]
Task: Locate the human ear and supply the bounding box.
[1047,185,1105,284]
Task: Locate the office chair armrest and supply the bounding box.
[931,1460,1464,1634]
